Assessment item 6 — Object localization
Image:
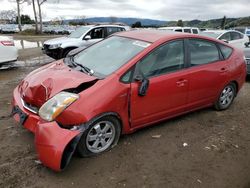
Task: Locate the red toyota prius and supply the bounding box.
[12,30,246,171]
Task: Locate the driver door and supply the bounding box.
[84,27,105,44]
[130,40,189,128]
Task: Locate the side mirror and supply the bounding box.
[135,75,150,96]
[84,35,91,40]
[221,39,229,43]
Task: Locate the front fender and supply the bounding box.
[35,121,83,171]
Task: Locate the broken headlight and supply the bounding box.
[39,92,79,122]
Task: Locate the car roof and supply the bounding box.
[114,30,196,43]
[80,25,126,28]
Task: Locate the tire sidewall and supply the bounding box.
[216,83,236,110]
[77,116,121,157]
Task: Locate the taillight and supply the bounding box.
[1,41,14,46]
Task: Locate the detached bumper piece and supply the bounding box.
[35,121,83,171]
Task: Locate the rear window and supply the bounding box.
[219,44,233,59]
[192,29,198,34]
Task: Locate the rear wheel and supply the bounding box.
[77,116,121,157]
[215,83,236,110]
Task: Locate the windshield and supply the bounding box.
[200,32,221,39]
[68,26,91,38]
[73,36,151,77]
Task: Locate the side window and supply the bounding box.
[230,32,242,40]
[184,29,191,33]
[192,29,198,34]
[86,27,104,39]
[219,32,231,41]
[219,44,233,59]
[175,29,182,32]
[137,40,185,78]
[118,27,125,32]
[121,69,133,83]
[107,27,119,36]
[189,39,220,66]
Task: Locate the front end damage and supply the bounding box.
[11,76,93,171]
[35,121,84,171]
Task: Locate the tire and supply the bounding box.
[77,116,121,157]
[62,48,76,58]
[214,83,236,110]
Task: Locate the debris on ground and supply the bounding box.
[183,143,188,147]
[34,160,42,165]
[151,135,161,139]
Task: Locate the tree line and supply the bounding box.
[7,0,47,33]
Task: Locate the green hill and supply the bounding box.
[165,16,250,29]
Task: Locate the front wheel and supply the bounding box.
[77,116,121,157]
[215,83,236,110]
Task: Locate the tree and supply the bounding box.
[221,16,226,29]
[110,16,117,23]
[37,0,47,33]
[176,19,184,27]
[132,21,142,28]
[9,0,30,31]
[16,14,34,24]
[31,0,38,33]
[0,10,16,23]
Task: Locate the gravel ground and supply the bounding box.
[0,35,250,188]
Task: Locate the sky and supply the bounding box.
[0,0,249,21]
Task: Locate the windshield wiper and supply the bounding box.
[68,56,95,76]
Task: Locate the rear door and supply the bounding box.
[130,40,189,127]
[105,27,122,37]
[186,38,230,109]
[229,31,245,49]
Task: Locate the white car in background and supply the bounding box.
[158,27,200,34]
[0,36,18,65]
[201,30,249,49]
[42,24,129,59]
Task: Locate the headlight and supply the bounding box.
[49,43,61,49]
[39,92,79,122]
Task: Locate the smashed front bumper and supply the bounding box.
[42,46,63,60]
[12,88,84,171]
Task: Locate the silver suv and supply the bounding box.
[42,25,129,59]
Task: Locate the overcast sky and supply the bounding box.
[0,0,249,21]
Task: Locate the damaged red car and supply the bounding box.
[12,30,246,171]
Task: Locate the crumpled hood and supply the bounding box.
[19,60,97,107]
[44,37,80,45]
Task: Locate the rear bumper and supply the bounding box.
[12,87,83,171]
[0,46,18,64]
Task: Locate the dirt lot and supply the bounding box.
[0,35,250,188]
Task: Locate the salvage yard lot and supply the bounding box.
[0,35,250,188]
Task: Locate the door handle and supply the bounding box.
[220,67,228,73]
[176,79,188,87]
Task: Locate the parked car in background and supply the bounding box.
[234,27,250,39]
[0,24,19,34]
[0,35,18,65]
[244,49,250,75]
[158,27,200,34]
[42,24,129,59]
[13,30,246,171]
[201,30,249,49]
